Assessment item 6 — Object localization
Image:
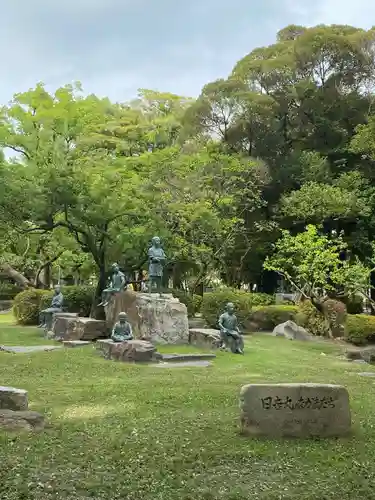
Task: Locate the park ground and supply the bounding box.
[1,312,375,499]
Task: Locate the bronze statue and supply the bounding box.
[218,302,244,354]
[148,236,166,293]
[99,263,126,307]
[111,312,133,342]
[39,284,64,330]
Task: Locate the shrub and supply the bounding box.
[201,289,253,328]
[14,285,95,325]
[171,290,202,317]
[13,288,50,325]
[248,293,275,307]
[0,282,23,300]
[245,305,298,331]
[345,314,375,345]
[340,295,364,314]
[295,300,330,337]
[40,285,95,317]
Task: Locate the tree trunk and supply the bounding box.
[90,251,107,319]
[0,263,31,288]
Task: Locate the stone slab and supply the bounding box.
[239,383,351,438]
[189,328,221,349]
[161,353,216,362]
[358,372,375,377]
[155,360,212,368]
[63,340,92,348]
[0,345,62,354]
[0,410,45,432]
[0,386,28,411]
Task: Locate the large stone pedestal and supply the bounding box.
[105,291,189,344]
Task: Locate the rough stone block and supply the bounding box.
[97,339,161,363]
[239,383,351,438]
[0,410,45,431]
[105,291,189,344]
[0,386,28,411]
[189,328,221,349]
[272,321,313,341]
[51,316,107,341]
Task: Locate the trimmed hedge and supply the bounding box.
[245,305,298,331]
[345,314,375,346]
[0,282,23,300]
[295,300,330,337]
[201,289,274,328]
[171,290,202,317]
[14,286,95,325]
[13,289,50,325]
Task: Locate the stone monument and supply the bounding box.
[239,383,351,438]
[218,302,244,354]
[105,290,189,344]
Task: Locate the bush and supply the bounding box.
[0,282,23,300]
[14,285,95,325]
[13,288,50,325]
[295,300,330,337]
[40,285,95,317]
[171,290,202,317]
[345,314,375,345]
[245,305,298,331]
[248,293,275,307]
[340,295,364,314]
[201,289,253,328]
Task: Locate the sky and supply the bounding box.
[1,0,375,105]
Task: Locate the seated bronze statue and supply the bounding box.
[111,312,133,342]
[218,302,244,354]
[39,285,64,330]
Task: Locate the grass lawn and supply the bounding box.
[1,315,375,499]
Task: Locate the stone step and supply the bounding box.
[63,340,92,348]
[155,360,212,368]
[161,353,216,363]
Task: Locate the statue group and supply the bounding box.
[38,285,64,330]
[99,236,167,306]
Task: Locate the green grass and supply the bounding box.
[1,316,375,499]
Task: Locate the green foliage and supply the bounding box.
[201,289,273,328]
[40,286,95,317]
[13,289,50,325]
[295,301,330,337]
[246,305,298,331]
[0,282,22,300]
[171,290,202,317]
[345,314,375,345]
[340,295,364,315]
[14,285,95,325]
[264,225,371,301]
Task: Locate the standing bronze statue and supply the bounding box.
[148,236,166,293]
[99,263,126,307]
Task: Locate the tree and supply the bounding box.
[264,225,370,305]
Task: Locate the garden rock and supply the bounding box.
[239,383,351,438]
[0,386,28,411]
[188,328,221,349]
[272,321,312,341]
[97,338,161,363]
[0,410,45,432]
[51,316,107,341]
[105,291,189,344]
